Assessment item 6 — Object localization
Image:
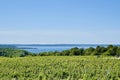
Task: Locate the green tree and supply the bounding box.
[62,50,70,56]
[92,46,107,55]
[116,47,120,57]
[103,46,117,56]
[69,47,81,56]
[84,47,95,55]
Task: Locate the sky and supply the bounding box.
[0,0,120,44]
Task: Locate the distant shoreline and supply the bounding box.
[0,44,120,46]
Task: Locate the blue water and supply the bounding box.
[16,44,109,53]
[1,44,119,53]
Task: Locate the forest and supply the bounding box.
[0,45,120,57]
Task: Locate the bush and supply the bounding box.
[0,48,31,57]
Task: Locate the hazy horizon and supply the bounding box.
[0,0,120,44]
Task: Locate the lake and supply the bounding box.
[16,44,109,53]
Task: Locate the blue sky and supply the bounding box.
[0,0,120,44]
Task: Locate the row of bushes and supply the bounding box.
[0,48,32,57]
[0,45,120,57]
[39,45,120,56]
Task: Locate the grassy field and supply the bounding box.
[0,56,120,80]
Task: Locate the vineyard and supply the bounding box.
[0,56,120,80]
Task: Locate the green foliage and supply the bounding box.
[39,45,120,57]
[69,47,81,56]
[103,46,118,56]
[62,50,70,56]
[0,56,120,79]
[0,45,120,57]
[92,46,107,55]
[83,47,95,55]
[117,47,120,56]
[0,48,31,57]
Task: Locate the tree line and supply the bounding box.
[39,45,120,56]
[0,45,120,57]
[0,48,32,57]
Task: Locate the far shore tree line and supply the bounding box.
[39,45,120,57]
[0,45,120,57]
